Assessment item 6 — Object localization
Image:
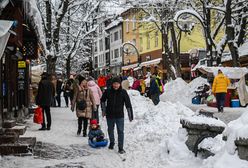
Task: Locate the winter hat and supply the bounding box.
[112,77,121,84]
[90,119,98,126]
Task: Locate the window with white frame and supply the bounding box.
[114,48,119,58]
[126,19,129,33]
[94,41,97,52]
[132,16,136,30]
[155,32,159,47]
[99,39,103,51]
[147,33,150,49]
[114,31,118,41]
[140,37,143,52]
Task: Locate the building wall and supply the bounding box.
[109,24,122,65]
[122,9,140,65]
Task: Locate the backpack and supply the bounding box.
[76,90,88,111]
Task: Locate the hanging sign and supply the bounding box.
[18,61,26,68]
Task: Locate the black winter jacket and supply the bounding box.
[36,78,54,107]
[101,87,133,120]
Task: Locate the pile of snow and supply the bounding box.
[160,77,209,105]
[161,78,192,105]
[125,90,200,167]
[198,135,225,154]
[182,115,226,127]
[188,77,209,94]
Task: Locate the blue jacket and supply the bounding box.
[88,128,104,140]
[150,78,160,95]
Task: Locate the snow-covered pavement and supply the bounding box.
[0,91,248,168]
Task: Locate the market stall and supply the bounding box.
[195,66,248,107]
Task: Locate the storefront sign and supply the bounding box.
[18,61,26,68]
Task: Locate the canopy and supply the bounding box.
[0,20,13,59]
[195,66,248,79]
[140,58,162,67]
[122,63,138,71]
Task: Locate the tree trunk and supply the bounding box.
[46,56,57,74]
[66,56,71,78]
[169,22,181,78]
[226,0,240,67]
[161,25,176,80]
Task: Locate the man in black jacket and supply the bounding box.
[36,72,54,130]
[101,77,133,154]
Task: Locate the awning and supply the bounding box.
[195,65,248,79]
[140,58,162,67]
[122,63,138,70]
[0,20,13,59]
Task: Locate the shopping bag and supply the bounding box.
[207,95,216,103]
[33,106,43,124]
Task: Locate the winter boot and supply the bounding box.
[220,106,224,113]
[39,127,46,131]
[118,148,126,154]
[77,130,81,136]
[108,143,115,150]
[83,130,87,137]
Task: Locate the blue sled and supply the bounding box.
[88,139,108,148]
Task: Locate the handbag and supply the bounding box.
[33,106,43,124]
[77,100,87,110]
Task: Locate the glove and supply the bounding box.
[127,108,133,122]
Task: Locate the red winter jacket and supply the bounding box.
[98,76,106,87]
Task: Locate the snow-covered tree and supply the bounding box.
[174,0,248,67]
[36,0,106,75]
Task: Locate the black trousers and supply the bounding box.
[41,106,51,129]
[78,117,88,133]
[64,96,69,107]
[56,93,61,107]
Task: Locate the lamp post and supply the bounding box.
[122,42,140,65]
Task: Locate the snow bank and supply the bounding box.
[182,115,226,127]
[126,90,200,167]
[160,77,209,105]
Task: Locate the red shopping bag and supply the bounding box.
[33,106,43,124]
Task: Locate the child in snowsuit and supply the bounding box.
[88,120,105,142]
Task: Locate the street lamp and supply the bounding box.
[122,42,140,65]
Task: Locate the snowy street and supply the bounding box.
[1,90,248,168]
[0,92,202,168]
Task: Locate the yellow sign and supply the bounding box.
[18,61,26,68]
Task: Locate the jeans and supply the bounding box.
[41,106,51,129]
[107,118,124,149]
[78,117,88,133]
[151,93,160,105]
[216,93,226,111]
[92,105,99,123]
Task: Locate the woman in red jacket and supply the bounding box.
[97,74,106,91]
